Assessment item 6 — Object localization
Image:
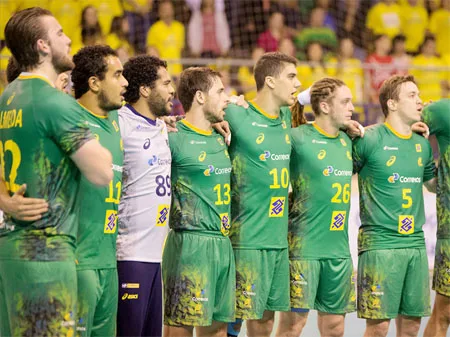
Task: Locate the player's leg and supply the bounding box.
[315,258,356,337]
[395,315,421,337]
[246,310,275,337]
[227,319,243,337]
[142,262,163,337]
[358,250,408,337]
[424,293,450,337]
[77,269,100,336]
[1,259,77,336]
[276,311,309,337]
[90,268,118,337]
[196,321,228,337]
[424,238,450,337]
[163,325,193,337]
[276,258,320,337]
[364,319,391,337]
[117,261,153,336]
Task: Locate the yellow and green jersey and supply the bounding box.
[225,102,292,249]
[423,99,450,239]
[0,74,93,261]
[75,109,123,270]
[169,120,231,236]
[353,123,435,253]
[289,123,353,259]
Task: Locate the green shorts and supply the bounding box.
[77,268,118,337]
[234,248,290,320]
[0,259,77,337]
[357,248,430,319]
[290,258,356,314]
[162,230,235,327]
[433,238,450,297]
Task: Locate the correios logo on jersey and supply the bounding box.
[148,155,171,166]
[322,166,352,177]
[203,165,232,176]
[259,151,290,161]
[388,173,421,183]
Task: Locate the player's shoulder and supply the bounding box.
[338,130,352,143]
[225,102,249,115]
[353,124,383,147]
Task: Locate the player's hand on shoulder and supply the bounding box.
[213,121,231,145]
[412,121,429,139]
[344,120,365,139]
[4,184,49,222]
[229,95,249,108]
[159,116,179,133]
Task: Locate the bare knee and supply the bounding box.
[436,293,450,324]
[247,311,275,337]
[364,319,390,337]
[277,311,308,337]
[318,313,345,337]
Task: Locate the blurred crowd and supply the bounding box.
[0,0,449,123]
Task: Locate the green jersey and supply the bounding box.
[289,123,353,259]
[423,99,450,239]
[225,102,292,249]
[169,120,231,236]
[353,123,435,253]
[76,109,123,270]
[0,74,93,261]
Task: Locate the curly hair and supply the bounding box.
[310,77,346,116]
[122,55,168,104]
[71,45,117,99]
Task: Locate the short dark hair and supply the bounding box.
[5,7,53,70]
[122,55,167,104]
[6,56,22,83]
[71,45,118,99]
[254,52,297,91]
[379,75,416,117]
[178,67,221,112]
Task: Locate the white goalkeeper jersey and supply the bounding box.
[117,104,171,262]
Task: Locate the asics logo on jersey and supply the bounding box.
[285,134,290,144]
[198,151,207,162]
[122,293,138,300]
[282,121,287,129]
[383,146,398,151]
[323,166,352,177]
[204,165,232,176]
[6,92,15,105]
[259,151,290,161]
[340,138,347,147]
[388,173,421,183]
[256,133,265,144]
[217,137,224,146]
[143,138,151,149]
[418,157,423,167]
[318,150,326,160]
[346,151,352,161]
[251,121,268,128]
[386,156,396,167]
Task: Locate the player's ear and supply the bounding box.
[387,98,396,112]
[320,101,329,115]
[265,76,275,90]
[88,76,100,93]
[36,38,50,57]
[139,85,150,98]
[195,90,205,105]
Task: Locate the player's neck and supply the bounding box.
[314,116,340,137]
[385,114,413,137]
[185,109,212,132]
[131,100,157,121]
[253,93,281,117]
[27,63,59,87]
[78,95,108,117]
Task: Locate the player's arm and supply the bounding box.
[70,139,113,186]
[0,180,48,221]
[423,141,437,193]
[424,178,437,193]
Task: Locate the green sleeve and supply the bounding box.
[423,141,436,182]
[39,92,93,155]
[224,103,245,134]
[422,99,449,136]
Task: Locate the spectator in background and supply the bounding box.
[297,42,327,89]
[48,0,82,45]
[71,5,105,52]
[365,0,401,39]
[257,11,287,52]
[270,0,302,36]
[147,0,185,77]
[316,0,337,31]
[411,35,446,102]
[106,16,135,63]
[122,0,152,53]
[278,37,296,58]
[391,34,411,75]
[327,37,364,120]
[429,0,450,57]
[237,46,264,100]
[294,7,337,56]
[365,34,395,103]
[92,0,123,37]
[400,0,428,54]
[188,0,230,58]
[218,66,237,96]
